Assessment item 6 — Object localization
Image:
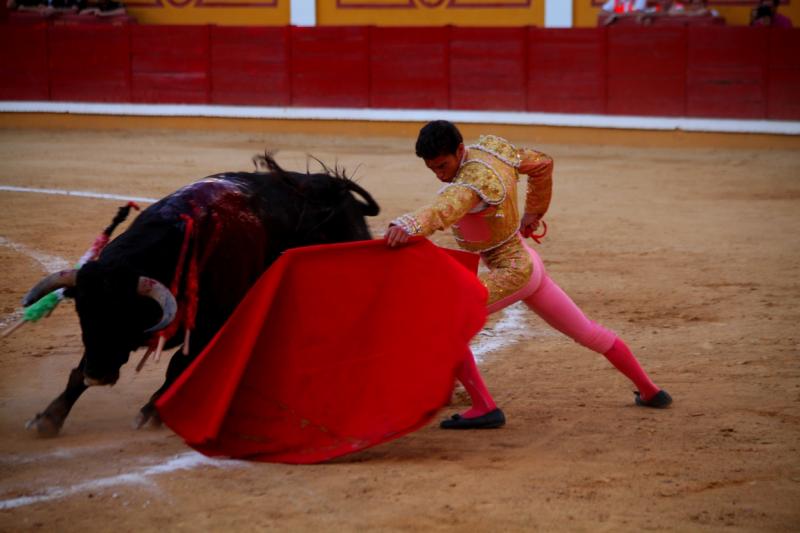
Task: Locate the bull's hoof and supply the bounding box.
[25,413,62,438]
[132,411,148,430]
[133,409,162,430]
[148,412,162,428]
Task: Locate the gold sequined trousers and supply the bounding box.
[479,235,534,308]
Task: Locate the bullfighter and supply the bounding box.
[385,120,672,429]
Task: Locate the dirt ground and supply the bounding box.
[0,125,798,532]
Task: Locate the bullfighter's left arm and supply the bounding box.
[518,148,553,218]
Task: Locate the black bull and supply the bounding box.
[22,156,380,437]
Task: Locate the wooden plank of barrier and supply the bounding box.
[290,26,369,108]
[606,26,687,117]
[528,27,606,115]
[687,26,768,119]
[766,28,800,120]
[210,26,290,106]
[449,27,527,111]
[0,20,49,100]
[369,27,449,110]
[131,25,210,104]
[48,22,131,103]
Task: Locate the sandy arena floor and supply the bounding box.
[0,125,799,531]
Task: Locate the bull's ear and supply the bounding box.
[63,287,77,299]
[344,180,380,217]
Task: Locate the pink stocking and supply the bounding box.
[604,337,660,401]
[456,349,497,418]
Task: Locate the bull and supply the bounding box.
[21,155,380,437]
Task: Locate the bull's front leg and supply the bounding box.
[27,357,89,438]
[134,348,194,430]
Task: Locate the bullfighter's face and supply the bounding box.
[424,143,465,183]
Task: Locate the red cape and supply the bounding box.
[156,238,486,464]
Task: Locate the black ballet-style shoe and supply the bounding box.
[440,408,506,429]
[634,390,673,408]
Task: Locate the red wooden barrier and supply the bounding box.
[48,22,130,102]
[210,26,290,106]
[449,27,527,111]
[687,27,768,119]
[606,27,687,116]
[369,27,449,110]
[0,22,797,123]
[131,25,210,104]
[290,26,369,108]
[766,28,800,120]
[528,28,606,114]
[0,21,49,100]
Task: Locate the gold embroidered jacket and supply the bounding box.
[392,135,553,306]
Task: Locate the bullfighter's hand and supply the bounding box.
[385,225,411,247]
[520,213,541,238]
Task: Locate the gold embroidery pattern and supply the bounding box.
[468,135,522,169]
[480,236,533,306]
[392,213,422,235]
[448,160,506,205]
[448,144,521,253]
[392,185,478,237]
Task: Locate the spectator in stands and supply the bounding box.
[602,0,646,13]
[666,0,717,16]
[79,0,125,16]
[600,0,647,25]
[7,0,79,15]
[7,0,123,16]
[751,0,793,27]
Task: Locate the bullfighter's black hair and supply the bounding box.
[415,120,463,160]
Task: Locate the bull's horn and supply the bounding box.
[22,269,78,307]
[137,277,177,333]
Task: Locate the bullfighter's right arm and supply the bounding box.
[391,185,480,237]
[391,160,506,237]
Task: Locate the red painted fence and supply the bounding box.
[1,20,798,120]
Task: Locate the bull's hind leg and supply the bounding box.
[27,358,89,437]
[134,349,193,430]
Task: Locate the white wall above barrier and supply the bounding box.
[2,101,798,136]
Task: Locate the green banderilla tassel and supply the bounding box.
[22,290,63,322]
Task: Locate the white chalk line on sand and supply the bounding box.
[0,185,154,328]
[0,452,245,510]
[0,236,71,274]
[0,436,172,466]
[0,184,158,204]
[0,236,71,329]
[471,302,557,362]
[0,184,545,510]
